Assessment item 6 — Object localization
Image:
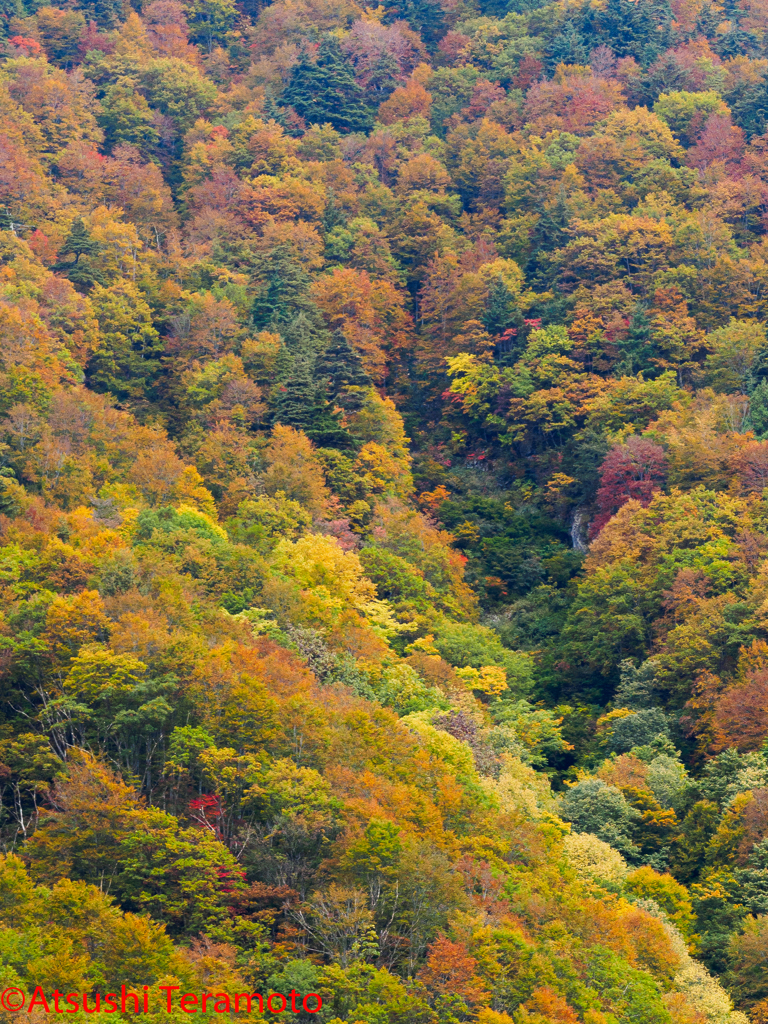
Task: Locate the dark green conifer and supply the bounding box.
[617,306,654,376]
[53,218,105,291]
[394,0,447,52]
[79,0,125,29]
[483,277,523,344]
[582,0,673,64]
[545,20,590,71]
[361,50,401,104]
[251,247,314,330]
[261,90,293,132]
[315,330,371,414]
[0,207,17,234]
[281,309,331,355]
[526,189,572,291]
[281,38,373,134]
[322,190,346,234]
[271,354,351,447]
[0,0,24,19]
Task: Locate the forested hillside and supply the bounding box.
[2,0,768,1018]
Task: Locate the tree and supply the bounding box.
[582,0,673,64]
[671,801,721,883]
[483,274,523,340]
[316,330,372,413]
[341,818,402,908]
[0,733,63,842]
[24,752,141,889]
[729,915,768,1008]
[171,293,241,362]
[517,987,580,1023]
[602,707,669,754]
[524,70,626,135]
[418,935,488,1007]
[591,437,667,537]
[271,533,377,618]
[87,282,163,402]
[97,82,160,156]
[341,21,425,102]
[614,658,661,709]
[545,21,590,70]
[250,246,320,333]
[227,493,312,550]
[749,380,768,438]
[706,319,768,394]
[653,90,728,147]
[560,779,640,861]
[0,855,178,993]
[43,590,110,669]
[289,883,378,967]
[53,218,105,291]
[116,807,244,934]
[617,305,654,376]
[377,79,432,124]
[625,866,696,936]
[686,114,746,173]
[139,58,218,135]
[78,0,125,28]
[185,0,238,52]
[143,1,196,60]
[282,38,374,134]
[563,831,628,887]
[35,8,87,65]
[271,352,350,448]
[62,644,176,788]
[395,0,448,53]
[711,671,768,753]
[260,424,331,513]
[310,266,414,383]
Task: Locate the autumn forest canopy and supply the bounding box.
[6,0,768,1019]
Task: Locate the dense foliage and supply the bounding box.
[2,0,768,1019]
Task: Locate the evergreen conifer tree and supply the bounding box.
[271,356,320,431]
[582,0,672,64]
[0,207,19,234]
[716,22,759,60]
[0,0,23,19]
[322,190,346,234]
[545,20,590,71]
[483,278,523,345]
[315,330,371,413]
[394,0,448,52]
[261,90,294,132]
[749,379,768,438]
[53,218,105,291]
[271,354,351,447]
[526,190,572,290]
[251,247,314,330]
[269,323,356,447]
[532,190,572,255]
[617,306,654,376]
[281,38,373,133]
[281,309,331,355]
[80,0,124,28]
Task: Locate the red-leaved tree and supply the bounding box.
[590,436,667,538]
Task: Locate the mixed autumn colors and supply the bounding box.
[4,0,768,1020]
